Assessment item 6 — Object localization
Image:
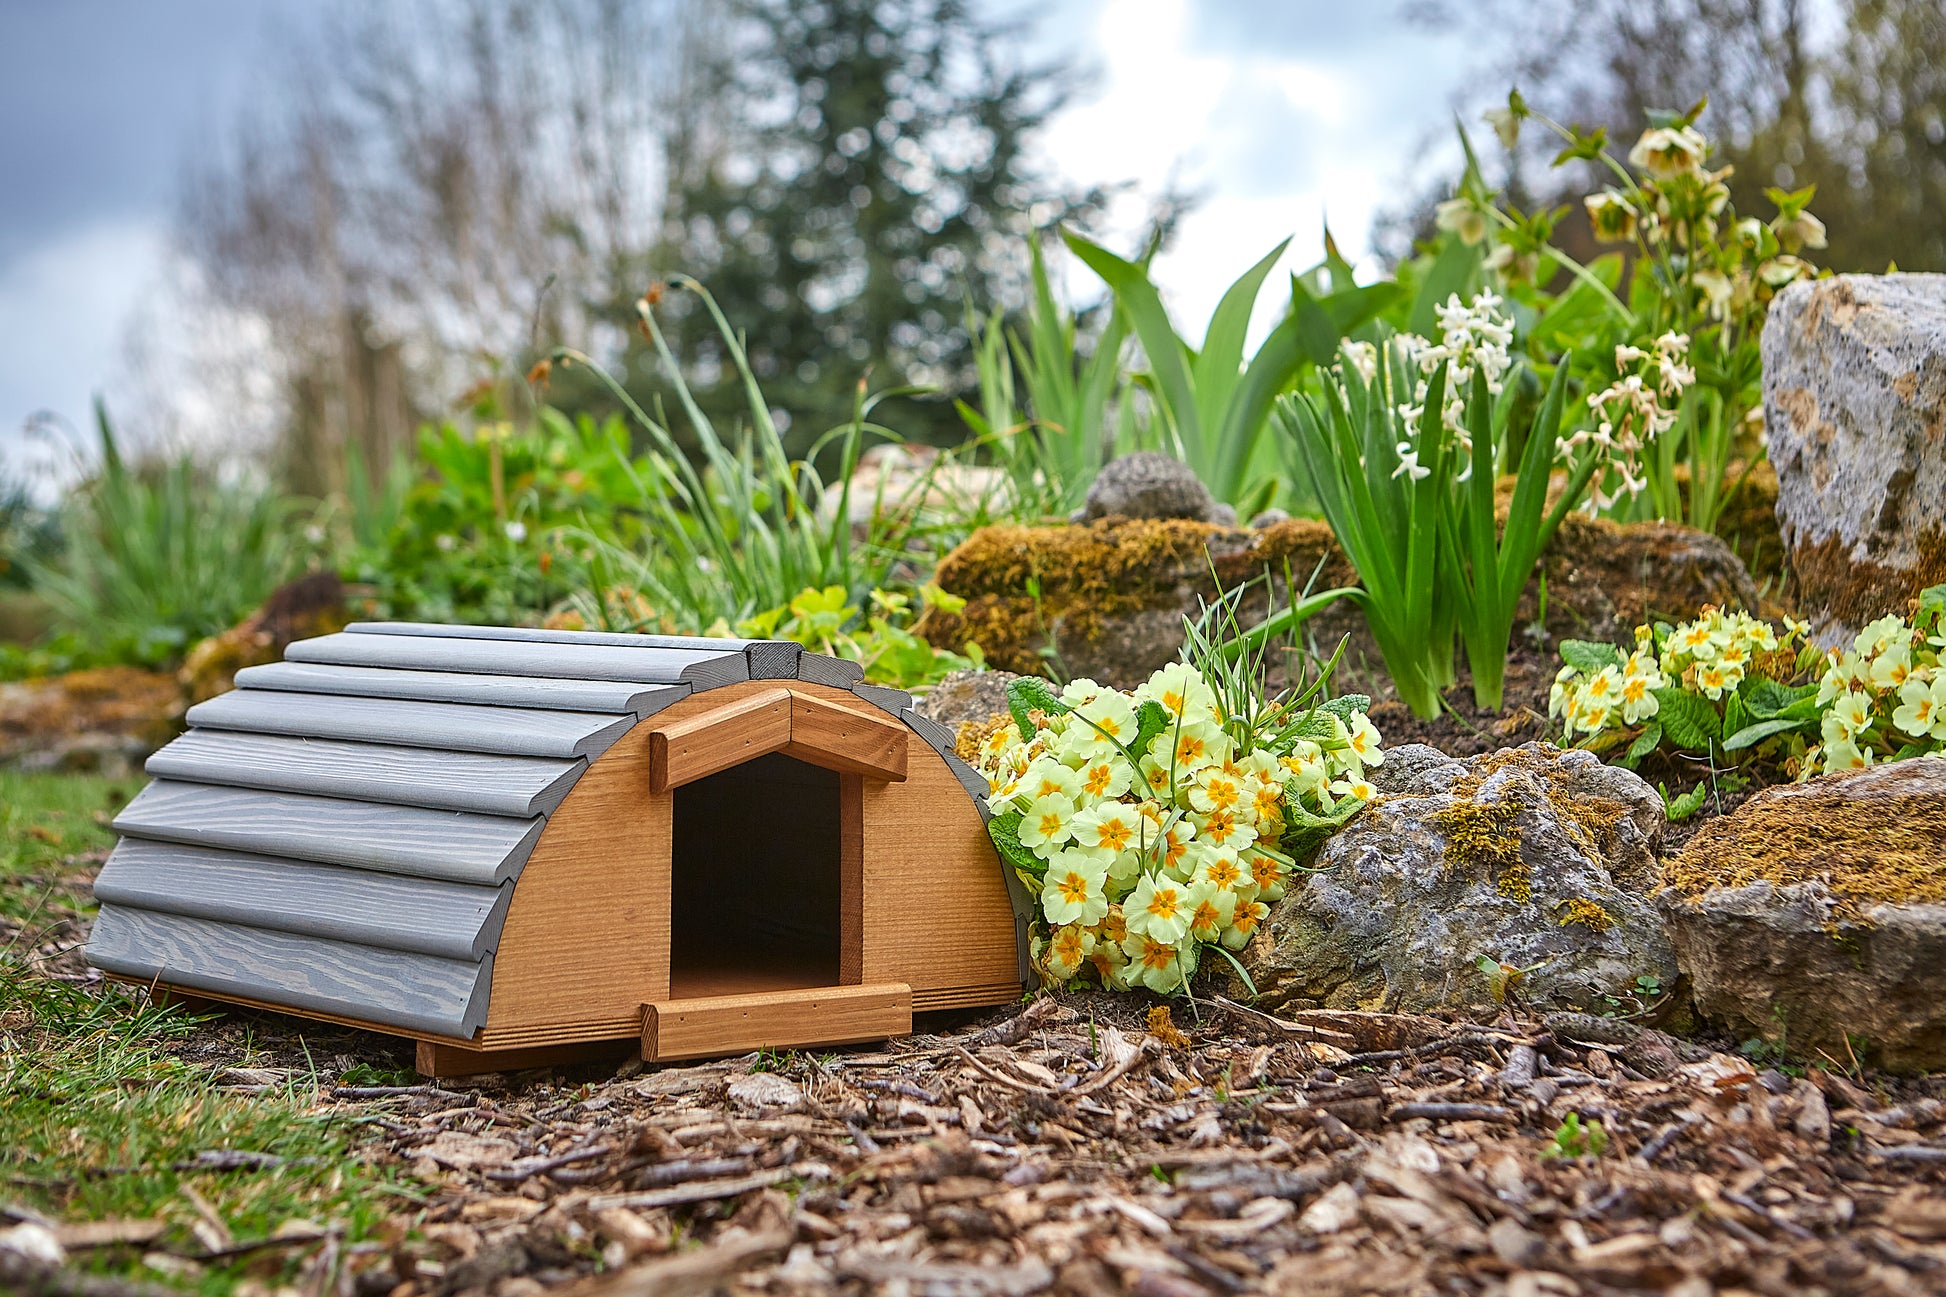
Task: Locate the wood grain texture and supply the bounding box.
[898,707,957,756]
[483,717,670,1036]
[88,907,491,1038]
[114,780,543,886]
[146,730,584,818]
[850,682,913,716]
[188,689,634,759]
[839,772,864,985]
[782,691,908,782]
[795,653,864,689]
[642,983,911,1062]
[648,688,792,791]
[416,1037,636,1079]
[94,839,511,960]
[745,640,803,679]
[480,680,1020,1048]
[288,632,750,687]
[348,621,761,651]
[236,661,690,719]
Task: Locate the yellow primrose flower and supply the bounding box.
[1043,923,1095,982]
[1192,847,1250,900]
[1580,666,1624,706]
[1247,852,1288,902]
[1827,689,1875,740]
[1019,757,1082,801]
[1040,851,1110,927]
[1120,932,1187,993]
[1070,803,1141,860]
[1250,781,1284,830]
[1821,737,1873,772]
[1619,671,1661,725]
[1018,793,1079,853]
[1342,713,1385,772]
[1059,677,1108,709]
[1196,805,1258,852]
[1073,691,1137,746]
[1085,936,1128,988]
[1136,662,1219,725]
[1870,645,1913,691]
[1855,615,1908,657]
[1576,702,1612,734]
[1124,874,1191,944]
[1328,776,1376,803]
[1670,618,1726,659]
[1075,756,1132,800]
[1184,881,1237,944]
[1695,662,1733,700]
[1221,899,1270,950]
[1893,674,1946,741]
[1189,769,1245,815]
[1096,903,1128,947]
[1167,724,1224,776]
[1156,821,1196,879]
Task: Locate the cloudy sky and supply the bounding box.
[0,0,1482,483]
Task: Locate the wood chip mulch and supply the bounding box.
[316,995,1946,1297]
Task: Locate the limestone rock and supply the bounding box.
[1659,756,1946,1073]
[1762,273,1946,643]
[0,666,182,773]
[913,669,1026,729]
[1076,452,1233,525]
[1242,743,1674,1015]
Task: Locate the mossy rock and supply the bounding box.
[1659,756,1946,1072]
[918,511,1759,690]
[1241,742,1674,1015]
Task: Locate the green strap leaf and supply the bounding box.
[1722,718,1809,751]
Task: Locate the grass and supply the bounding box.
[1,772,421,1294]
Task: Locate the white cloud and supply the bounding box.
[1027,0,1473,345]
[0,218,168,491]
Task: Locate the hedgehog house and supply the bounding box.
[86,623,1028,1076]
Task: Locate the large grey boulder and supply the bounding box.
[1242,743,1675,1015]
[1660,757,1946,1073]
[1763,273,1946,643]
[913,669,1025,729]
[1075,452,1235,526]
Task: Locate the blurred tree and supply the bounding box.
[1389,0,1945,274]
[629,0,1099,451]
[175,0,691,496]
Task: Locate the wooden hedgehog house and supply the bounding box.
[85,623,1029,1077]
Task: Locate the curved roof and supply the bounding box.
[87,623,998,1039]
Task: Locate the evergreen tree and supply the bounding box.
[637,0,1093,451]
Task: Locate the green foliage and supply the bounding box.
[1541,1112,1610,1160]
[27,403,307,670]
[1660,781,1710,822]
[1275,326,1593,717]
[734,584,979,691]
[1061,230,1397,510]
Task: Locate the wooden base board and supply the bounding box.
[416,1037,636,1079]
[643,982,911,1062]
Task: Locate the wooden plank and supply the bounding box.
[483,719,672,1037]
[289,632,750,688]
[899,707,958,756]
[348,621,761,651]
[647,688,792,791]
[416,1037,635,1079]
[113,780,542,886]
[782,691,908,782]
[796,653,865,689]
[145,730,584,818]
[88,907,492,1039]
[745,640,802,679]
[188,690,633,760]
[236,661,690,719]
[642,983,912,1062]
[850,682,913,716]
[941,752,994,823]
[912,982,1026,1013]
[856,721,1022,997]
[94,839,511,960]
[839,772,864,985]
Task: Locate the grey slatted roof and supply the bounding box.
[87,622,1008,1041]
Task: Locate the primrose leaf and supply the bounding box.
[1006,676,1066,740]
[1722,718,1807,751]
[1652,687,1722,751]
[1661,782,1709,822]
[1621,723,1663,768]
[988,811,1048,880]
[1131,700,1173,761]
[1738,677,1811,719]
[1559,639,1625,674]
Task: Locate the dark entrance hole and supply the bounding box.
[669,752,841,998]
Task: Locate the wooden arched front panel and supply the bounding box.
[473,680,1017,1052]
